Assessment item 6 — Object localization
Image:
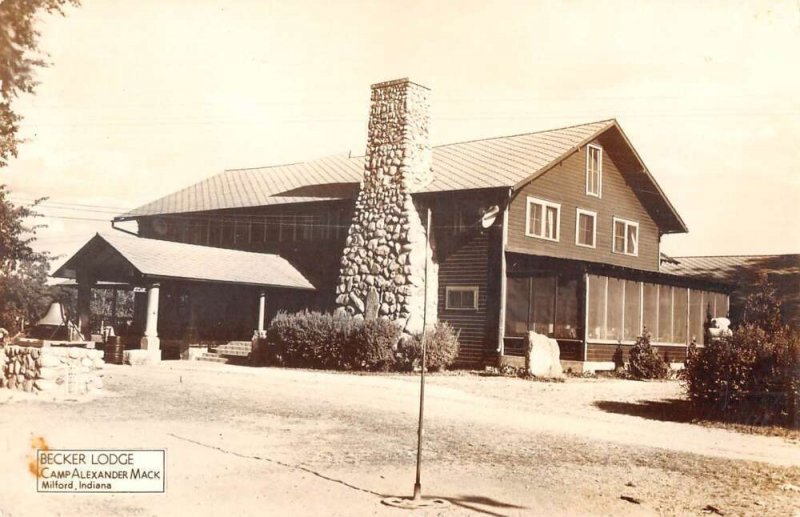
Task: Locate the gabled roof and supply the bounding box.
[117,119,686,233]
[53,232,315,290]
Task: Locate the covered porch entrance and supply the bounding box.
[53,232,317,361]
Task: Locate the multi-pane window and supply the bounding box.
[525,197,560,241]
[575,209,596,248]
[445,286,479,310]
[613,217,639,256]
[586,144,602,197]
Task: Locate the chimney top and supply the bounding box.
[370,78,430,91]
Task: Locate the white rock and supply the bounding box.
[34,379,55,392]
[38,367,61,380]
[525,332,563,378]
[124,349,161,366]
[38,354,61,368]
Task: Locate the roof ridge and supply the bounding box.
[224,120,617,167]
[224,152,356,173]
[430,118,616,150]
[223,160,306,173]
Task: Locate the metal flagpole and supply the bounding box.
[412,207,432,501]
[382,206,448,510]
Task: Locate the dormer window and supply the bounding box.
[586,144,602,197]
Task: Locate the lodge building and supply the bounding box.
[55,78,730,371]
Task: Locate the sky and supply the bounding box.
[3,0,799,270]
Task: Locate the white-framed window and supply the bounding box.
[612,217,639,256]
[575,208,597,248]
[586,144,603,197]
[445,286,479,310]
[525,196,560,241]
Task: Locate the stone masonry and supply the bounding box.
[335,78,436,334]
[1,344,105,395]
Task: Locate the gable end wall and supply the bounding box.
[506,139,661,272]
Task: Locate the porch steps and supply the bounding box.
[194,341,253,364]
[213,341,252,358]
[196,352,228,364]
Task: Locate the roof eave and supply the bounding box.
[610,121,688,234]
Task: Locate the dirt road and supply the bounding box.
[1,362,798,516]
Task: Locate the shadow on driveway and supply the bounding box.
[426,495,528,517]
[594,398,693,423]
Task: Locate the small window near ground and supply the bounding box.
[586,145,602,197]
[525,197,560,241]
[612,217,639,256]
[445,286,479,310]
[575,209,596,248]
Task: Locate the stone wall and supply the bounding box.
[0,345,105,395]
[335,78,438,334]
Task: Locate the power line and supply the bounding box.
[9,196,131,211]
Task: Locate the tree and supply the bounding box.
[0,0,80,166]
[0,184,54,331]
[742,274,783,334]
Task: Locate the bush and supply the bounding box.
[266,311,405,371]
[266,311,354,369]
[266,311,461,372]
[684,324,799,426]
[395,321,460,372]
[628,331,669,380]
[349,318,403,371]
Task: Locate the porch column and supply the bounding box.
[77,271,92,339]
[257,290,266,332]
[140,282,161,353]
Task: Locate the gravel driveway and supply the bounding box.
[1,362,798,516]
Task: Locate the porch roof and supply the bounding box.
[52,232,316,290]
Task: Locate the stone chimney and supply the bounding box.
[334,78,435,334]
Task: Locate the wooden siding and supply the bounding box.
[506,135,661,272]
[586,342,688,363]
[140,191,508,366]
[430,190,506,367]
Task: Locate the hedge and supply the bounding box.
[265,311,460,372]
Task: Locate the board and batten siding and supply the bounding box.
[506,138,661,272]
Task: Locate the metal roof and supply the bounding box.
[53,232,315,290]
[116,119,686,233]
[119,120,614,219]
[662,254,800,283]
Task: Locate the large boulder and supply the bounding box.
[525,332,563,378]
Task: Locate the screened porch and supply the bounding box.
[501,255,731,363]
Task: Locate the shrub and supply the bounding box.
[349,318,403,371]
[266,311,404,371]
[266,311,353,369]
[684,276,799,428]
[395,321,460,372]
[628,331,669,380]
[684,324,799,426]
